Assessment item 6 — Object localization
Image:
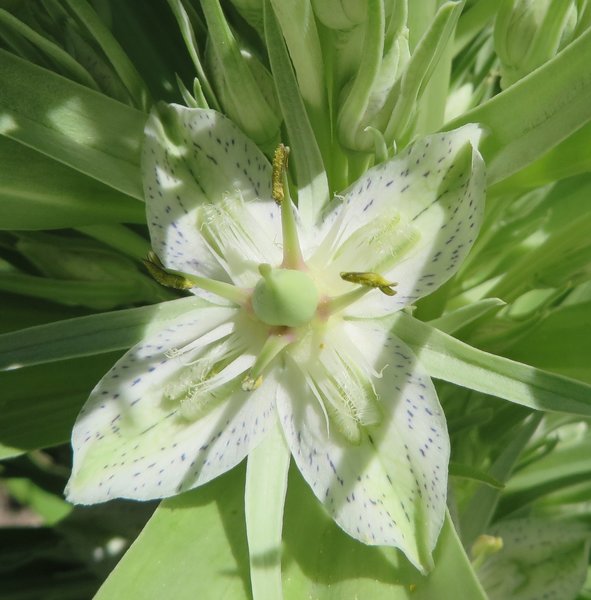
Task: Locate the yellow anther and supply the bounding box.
[241,374,264,392]
[272,143,290,205]
[143,251,194,290]
[340,271,398,296]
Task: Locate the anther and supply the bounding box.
[272,144,290,205]
[340,272,398,296]
[143,250,248,304]
[241,374,264,392]
[143,251,194,290]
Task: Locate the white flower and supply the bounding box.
[66,104,485,572]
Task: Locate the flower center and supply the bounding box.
[252,263,319,327]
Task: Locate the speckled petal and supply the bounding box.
[66,305,276,504]
[478,518,591,600]
[276,319,449,573]
[142,104,282,291]
[312,125,485,316]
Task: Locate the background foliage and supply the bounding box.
[1,0,591,598]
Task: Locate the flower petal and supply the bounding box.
[66,305,276,504]
[142,104,281,290]
[478,518,591,600]
[312,125,485,316]
[277,319,449,572]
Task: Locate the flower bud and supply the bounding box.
[494,0,579,88]
[311,0,366,30]
[202,0,281,148]
[335,0,410,153]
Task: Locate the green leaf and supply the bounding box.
[427,298,505,335]
[459,414,542,548]
[6,478,72,525]
[283,468,486,599]
[202,0,280,146]
[412,513,487,600]
[268,0,325,113]
[490,120,591,193]
[449,462,505,489]
[0,443,25,460]
[446,26,591,184]
[61,0,151,111]
[0,272,161,310]
[0,48,145,198]
[0,352,122,453]
[245,419,290,600]
[499,435,591,516]
[0,7,98,90]
[0,296,204,370]
[453,0,499,56]
[0,293,90,335]
[386,0,464,143]
[94,466,251,600]
[0,136,144,230]
[506,300,591,384]
[76,224,151,261]
[167,0,220,110]
[95,462,486,600]
[391,313,591,417]
[264,1,329,226]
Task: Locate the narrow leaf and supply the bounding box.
[0,296,204,370]
[392,313,591,417]
[427,298,505,335]
[0,48,145,198]
[459,414,542,548]
[264,1,329,226]
[62,0,151,110]
[449,462,505,490]
[446,27,591,183]
[0,8,98,90]
[0,137,144,229]
[245,419,290,600]
[0,352,122,453]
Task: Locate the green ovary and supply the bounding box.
[252,264,319,327]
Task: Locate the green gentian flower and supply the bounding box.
[66,104,485,571]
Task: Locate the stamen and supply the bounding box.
[165,322,236,364]
[241,332,293,391]
[144,250,248,305]
[340,272,398,296]
[197,196,276,273]
[325,272,398,314]
[180,355,251,421]
[143,251,193,290]
[272,144,288,205]
[272,144,305,269]
[304,349,382,445]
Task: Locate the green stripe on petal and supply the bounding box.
[277,319,449,573]
[316,124,485,317]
